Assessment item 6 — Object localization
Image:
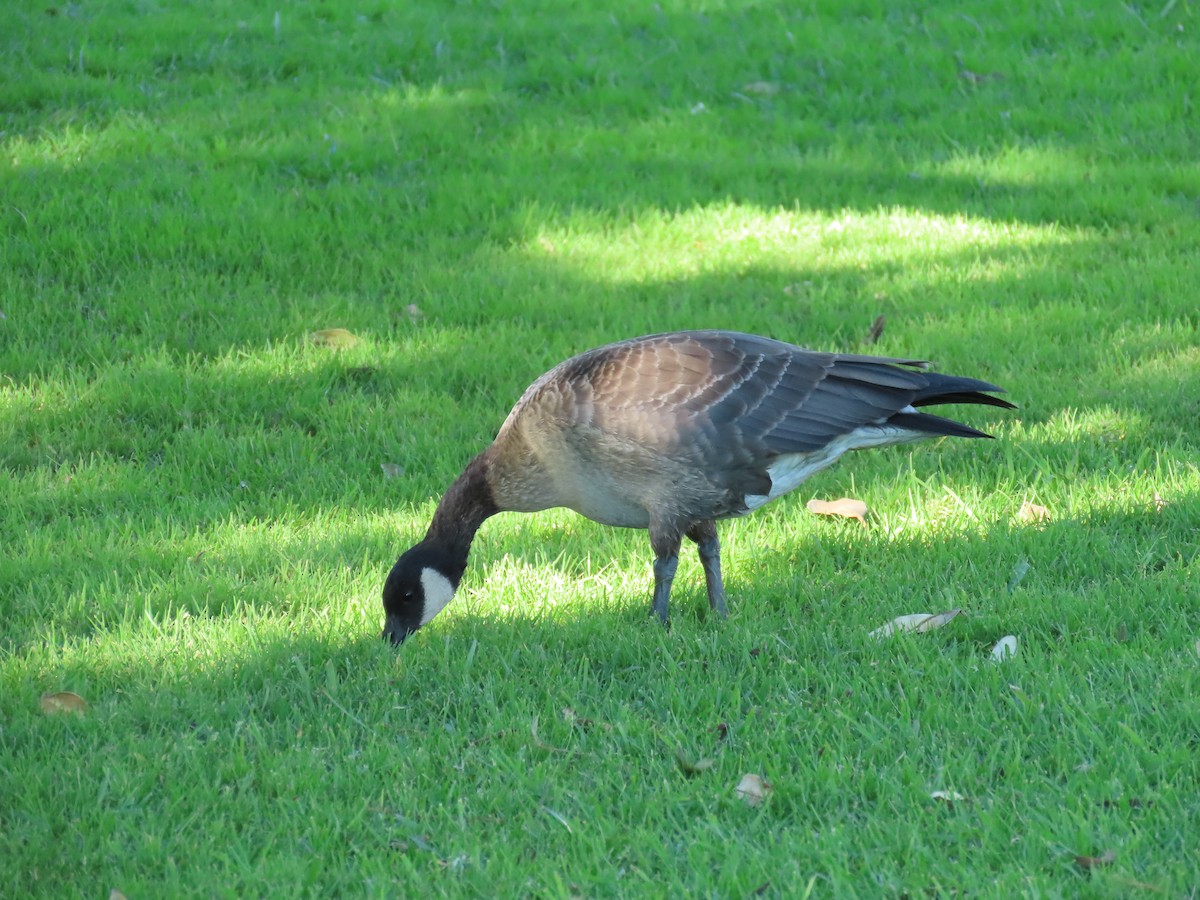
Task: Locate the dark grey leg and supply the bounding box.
[648,525,682,626]
[686,520,727,618]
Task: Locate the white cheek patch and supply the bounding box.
[418,568,457,627]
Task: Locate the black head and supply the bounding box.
[381,542,463,645]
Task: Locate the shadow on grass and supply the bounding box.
[2,224,1190,482]
[7,480,1194,658]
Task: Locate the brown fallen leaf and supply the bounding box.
[1112,876,1166,894]
[310,328,361,349]
[40,691,88,715]
[930,790,966,803]
[869,609,962,639]
[1018,501,1052,524]
[467,728,511,747]
[674,747,716,777]
[1007,558,1031,592]
[742,80,780,96]
[1102,797,1154,810]
[807,497,869,523]
[530,715,568,753]
[990,635,1018,661]
[735,773,772,807]
[865,314,886,345]
[561,707,594,730]
[1074,849,1116,870]
[539,805,572,833]
[958,68,1004,84]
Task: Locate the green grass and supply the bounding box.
[2,0,1199,895]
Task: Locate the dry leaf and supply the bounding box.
[991,635,1018,661]
[869,609,962,639]
[1102,797,1153,810]
[958,68,1004,84]
[40,691,88,715]
[1111,876,1166,894]
[561,707,594,730]
[1018,501,1051,524]
[807,497,869,522]
[539,805,572,833]
[735,773,772,806]
[380,462,404,479]
[930,790,966,803]
[1152,492,1167,512]
[310,328,361,349]
[110,891,128,900]
[674,748,716,777]
[1074,849,1115,870]
[865,314,886,345]
[1007,558,1031,592]
[530,715,567,753]
[742,80,780,96]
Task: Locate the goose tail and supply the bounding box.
[893,373,1016,439]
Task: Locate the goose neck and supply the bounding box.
[425,450,498,562]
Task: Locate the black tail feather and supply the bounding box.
[913,390,1017,411]
[912,372,1016,412]
[890,411,996,439]
[892,373,1016,439]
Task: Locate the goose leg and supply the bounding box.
[648,526,682,626]
[686,520,727,618]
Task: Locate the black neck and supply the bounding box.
[425,450,499,567]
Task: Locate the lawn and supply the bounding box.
[2,0,1199,895]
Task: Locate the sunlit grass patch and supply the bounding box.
[519,202,1086,288]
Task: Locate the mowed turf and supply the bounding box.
[2,0,1199,895]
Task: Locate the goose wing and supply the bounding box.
[551,330,949,454]
[503,330,1009,517]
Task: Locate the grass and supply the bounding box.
[2,0,1199,894]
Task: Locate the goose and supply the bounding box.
[382,330,1013,643]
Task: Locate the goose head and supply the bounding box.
[381,542,462,644]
